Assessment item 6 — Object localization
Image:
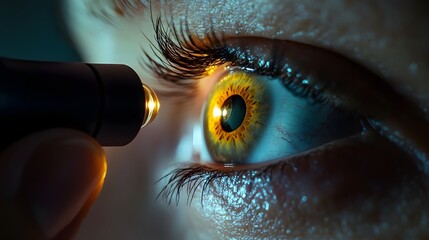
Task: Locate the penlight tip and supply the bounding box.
[142,83,160,128]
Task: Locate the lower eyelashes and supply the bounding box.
[159,132,406,206]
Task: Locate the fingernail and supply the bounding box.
[20,137,106,238]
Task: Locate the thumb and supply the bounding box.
[0,128,106,239]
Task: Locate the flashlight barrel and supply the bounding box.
[0,58,146,149]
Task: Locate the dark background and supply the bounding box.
[0,0,80,61]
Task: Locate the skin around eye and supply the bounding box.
[171,133,429,239]
[155,34,429,240]
[202,70,362,164]
[159,124,429,239]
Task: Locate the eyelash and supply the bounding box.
[157,163,280,206]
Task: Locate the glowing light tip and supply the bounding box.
[142,83,160,128]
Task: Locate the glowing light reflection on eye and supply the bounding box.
[222,109,228,117]
[213,106,222,118]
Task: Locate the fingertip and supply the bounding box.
[0,129,107,239]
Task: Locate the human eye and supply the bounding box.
[144,17,429,238]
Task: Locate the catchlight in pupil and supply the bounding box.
[220,95,247,132]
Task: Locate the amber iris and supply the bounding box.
[203,71,270,163]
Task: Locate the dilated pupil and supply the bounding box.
[220,95,247,132]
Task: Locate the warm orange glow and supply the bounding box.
[205,65,217,75]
